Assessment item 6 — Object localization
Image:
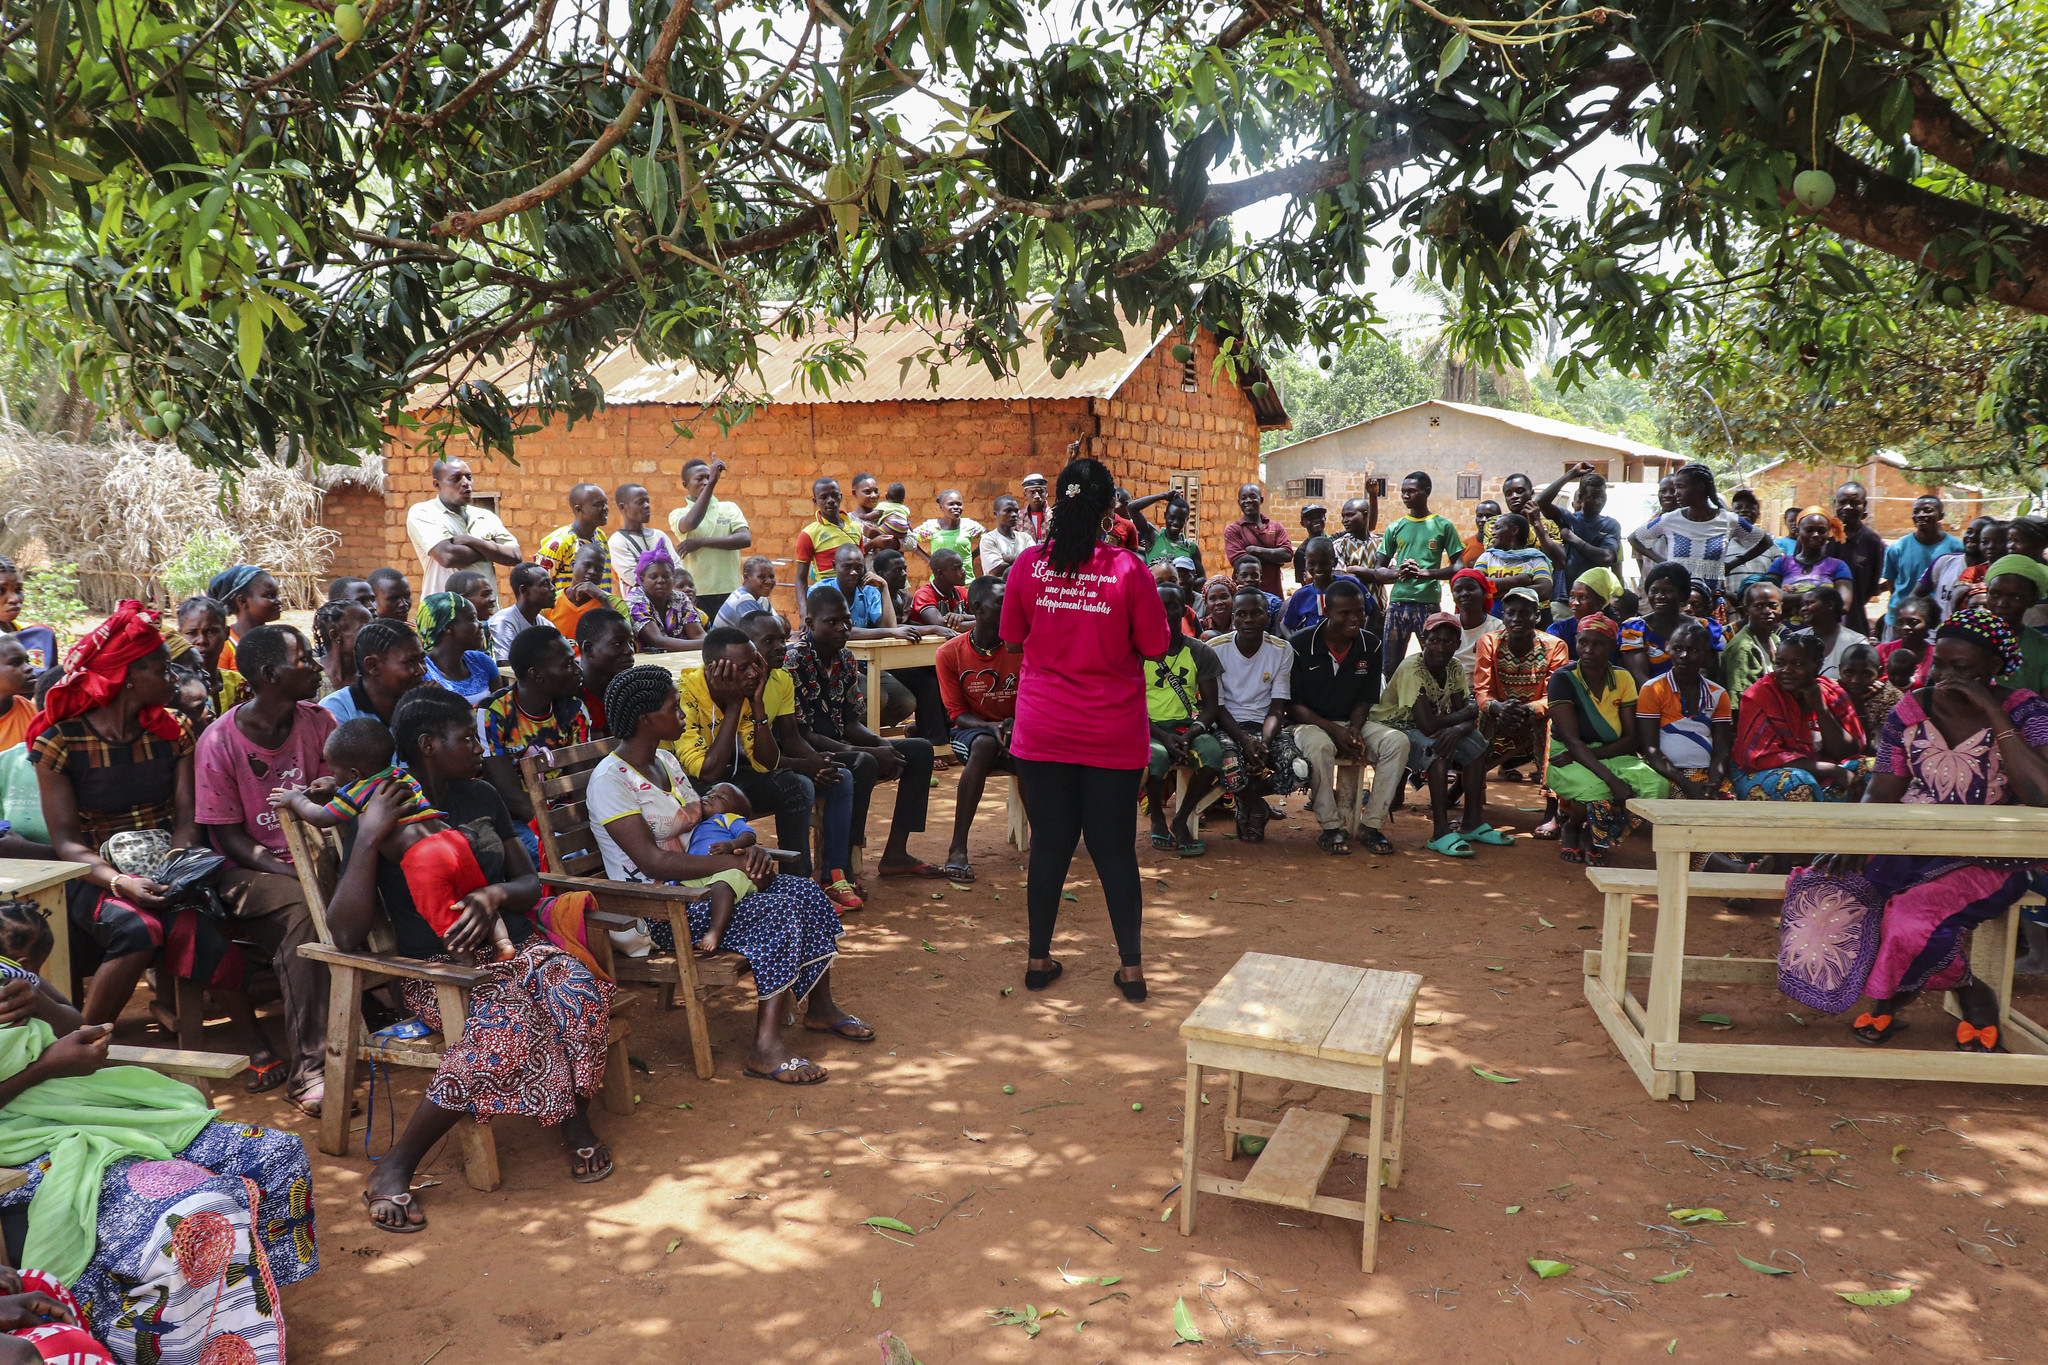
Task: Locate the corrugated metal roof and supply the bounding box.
[422,314,1289,426]
[1422,400,1685,465]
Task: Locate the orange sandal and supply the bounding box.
[1955,1020,2000,1053]
[1851,1012,1900,1045]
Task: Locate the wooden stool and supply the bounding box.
[1179,952,1420,1271]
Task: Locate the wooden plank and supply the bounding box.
[0,1169,28,1196]
[1184,1037,1386,1093]
[1317,969,1422,1067]
[1629,799,2048,858]
[0,859,90,897]
[1585,868,1788,897]
[1234,1108,1353,1210]
[1652,1040,2048,1085]
[1192,1174,1370,1224]
[1180,952,1366,1056]
[108,1044,249,1078]
[1645,854,1691,1101]
[1181,1061,1200,1238]
[1224,1115,1390,1166]
[1584,975,1661,1098]
[298,944,488,987]
[1580,950,1780,985]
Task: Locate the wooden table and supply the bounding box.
[844,637,942,734]
[632,649,706,679]
[1592,800,2048,1101]
[0,860,89,1002]
[1179,952,1420,1271]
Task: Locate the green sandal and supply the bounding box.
[1425,832,1475,858]
[1462,824,1515,846]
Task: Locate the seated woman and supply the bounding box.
[1731,633,1869,801]
[329,687,621,1231]
[585,665,871,1084]
[1447,569,1501,676]
[0,897,316,1361]
[627,547,707,652]
[414,592,498,702]
[27,602,255,1028]
[1546,566,1622,660]
[1779,609,2048,1052]
[1635,620,1733,798]
[1620,562,1717,687]
[1877,596,1938,690]
[1542,614,1669,864]
[1722,580,1786,699]
[1197,575,1236,639]
[310,598,372,701]
[173,596,244,716]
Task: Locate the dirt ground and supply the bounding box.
[147,778,2048,1364]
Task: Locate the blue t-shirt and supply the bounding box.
[686,811,752,854]
[1547,510,1622,604]
[1880,533,1963,628]
[845,583,885,629]
[319,685,373,725]
[424,650,500,702]
[1279,575,1369,635]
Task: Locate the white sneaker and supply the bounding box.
[608,920,654,958]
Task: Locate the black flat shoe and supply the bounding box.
[1025,959,1063,991]
[1116,970,1147,1003]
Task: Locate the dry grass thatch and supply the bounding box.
[0,423,344,609]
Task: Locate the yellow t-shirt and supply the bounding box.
[666,665,795,778]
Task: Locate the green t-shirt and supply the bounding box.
[1382,514,1463,604]
[1145,640,1220,723]
[1144,532,1199,566]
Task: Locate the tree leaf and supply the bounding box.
[1736,1254,1793,1275]
[1670,1208,1740,1225]
[1435,31,1469,90]
[1838,1287,1911,1306]
[1652,1267,1692,1283]
[1172,1297,1204,1342]
[1504,1205,1522,1214]
[666,1238,682,1254]
[1472,1066,1521,1083]
[1832,0,1891,33]
[1696,1014,1733,1027]
[862,1216,915,1234]
[1528,1259,1571,1279]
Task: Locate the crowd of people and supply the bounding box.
[0,440,2044,1357]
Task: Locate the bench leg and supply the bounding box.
[319,965,363,1159]
[435,983,501,1193]
[1387,1008,1413,1191]
[670,902,716,1080]
[1645,859,1691,1101]
[599,1031,634,1116]
[1598,891,1633,999]
[1361,1092,1386,1273]
[1180,1060,1199,1236]
[1223,1070,1243,1159]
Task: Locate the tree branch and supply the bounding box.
[436,0,697,237]
[1810,148,2048,315]
[426,0,559,129]
[1906,73,2048,202]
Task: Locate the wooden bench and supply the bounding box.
[1583,859,2047,1100]
[1180,952,1420,1272]
[522,738,750,1080]
[281,810,634,1191]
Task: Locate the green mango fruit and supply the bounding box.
[141,415,167,438]
[334,3,364,42]
[1792,168,1836,210]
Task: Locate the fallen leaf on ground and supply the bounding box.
[872,1281,882,1308]
[1528,1259,1571,1279]
[1651,1267,1691,1283]
[1670,1208,1740,1225]
[666,1238,682,1254]
[962,1129,986,1142]
[1892,1145,1909,1164]
[1472,1066,1521,1084]
[921,940,938,952]
[1504,1205,1522,1214]
[1696,1014,1733,1028]
[1061,891,1078,902]
[1736,1254,1793,1276]
[1959,1239,2002,1267]
[1837,1288,1911,1307]
[1172,1297,1204,1343]
[862,1216,915,1235]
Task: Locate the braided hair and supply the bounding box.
[1674,462,1728,513]
[1044,456,1116,574]
[0,896,54,970]
[392,685,474,767]
[351,619,416,681]
[311,599,367,662]
[604,664,677,743]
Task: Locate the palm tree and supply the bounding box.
[1406,278,1530,406]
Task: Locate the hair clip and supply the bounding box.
[1064,484,1080,497]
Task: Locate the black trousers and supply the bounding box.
[726,766,818,877]
[837,738,933,847]
[696,592,731,622]
[1015,758,1145,965]
[885,667,952,743]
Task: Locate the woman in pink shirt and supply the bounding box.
[1000,457,1171,1001]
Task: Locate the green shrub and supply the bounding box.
[21,563,87,630]
[161,528,242,604]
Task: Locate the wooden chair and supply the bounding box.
[519,738,746,1080]
[279,810,634,1192]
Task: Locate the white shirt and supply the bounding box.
[585,750,701,883]
[1634,508,1771,587]
[1214,634,1294,726]
[608,526,677,598]
[406,497,519,596]
[1456,616,1502,677]
[1809,625,1870,680]
[979,525,1036,578]
[488,604,553,660]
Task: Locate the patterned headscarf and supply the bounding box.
[1451,566,1494,611]
[1577,613,1620,642]
[636,543,677,581]
[413,592,464,650]
[1796,506,1847,543]
[26,600,182,743]
[206,565,264,609]
[1935,606,2022,675]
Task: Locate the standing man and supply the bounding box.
[1332,490,1383,607]
[1223,483,1294,597]
[535,483,613,595]
[405,457,522,597]
[1293,504,1329,588]
[1019,471,1051,541]
[1828,481,1889,636]
[608,482,676,598]
[1533,463,1621,623]
[1368,471,1466,672]
[669,456,753,622]
[794,476,865,609]
[1878,495,1963,640]
[979,495,1036,579]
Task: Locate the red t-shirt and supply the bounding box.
[1223,516,1293,594]
[1105,515,1141,551]
[935,634,1025,722]
[909,583,964,620]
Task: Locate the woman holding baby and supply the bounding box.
[327,686,618,1233]
[584,665,869,1085]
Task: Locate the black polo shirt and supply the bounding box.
[1289,620,1383,722]
[1828,523,1887,630]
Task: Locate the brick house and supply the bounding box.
[345,320,1289,604]
[1740,452,2002,541]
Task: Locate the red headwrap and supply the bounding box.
[25,600,182,744]
[1451,566,1495,610]
[1577,613,1620,641]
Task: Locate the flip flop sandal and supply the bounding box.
[570,1145,615,1183]
[744,1057,829,1085]
[878,862,949,879]
[1462,824,1516,846]
[1150,832,1176,850]
[361,1189,426,1234]
[1425,833,1475,858]
[1852,1012,1905,1046]
[1559,846,1587,865]
[804,1015,877,1042]
[1176,837,1207,859]
[940,863,977,883]
[1584,844,1614,867]
[244,1059,289,1094]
